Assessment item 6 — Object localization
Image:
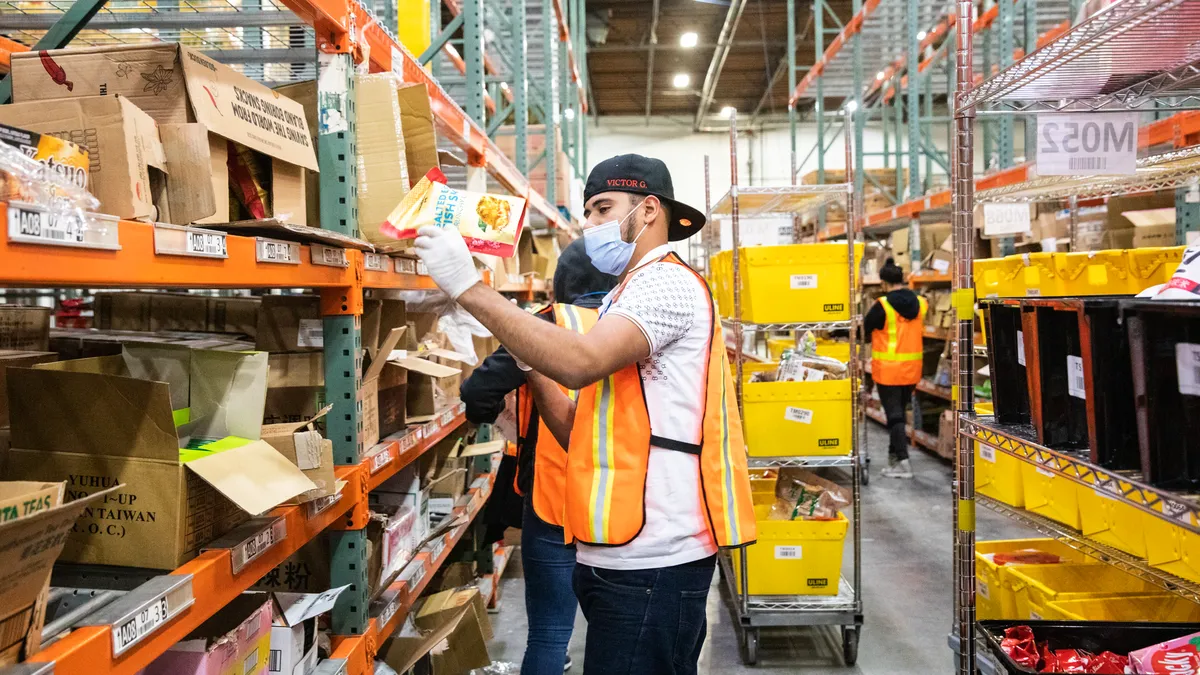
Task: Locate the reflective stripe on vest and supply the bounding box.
[876,296,926,362]
[871,295,927,386]
[565,251,757,549]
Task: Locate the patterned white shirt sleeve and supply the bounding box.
[605,262,704,354]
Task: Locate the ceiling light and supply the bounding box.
[844,100,858,113]
[876,71,886,80]
[917,30,927,40]
[673,73,690,89]
[564,108,576,120]
[680,32,699,48]
[719,106,736,119]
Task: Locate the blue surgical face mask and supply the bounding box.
[583,204,648,275]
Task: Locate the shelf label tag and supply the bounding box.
[230,518,286,574]
[983,203,1032,237]
[1067,355,1086,399]
[311,244,348,268]
[774,545,802,560]
[394,257,418,274]
[370,448,394,474]
[390,46,405,81]
[7,203,96,248]
[979,446,996,463]
[364,252,388,271]
[430,536,447,561]
[307,490,342,518]
[399,429,422,452]
[378,593,401,629]
[1036,112,1138,176]
[1026,287,1041,297]
[256,238,300,264]
[784,406,814,424]
[440,409,456,426]
[1175,343,1200,396]
[97,576,194,656]
[1017,331,1026,366]
[185,230,228,257]
[790,274,818,289]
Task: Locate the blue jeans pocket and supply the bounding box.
[673,588,710,671]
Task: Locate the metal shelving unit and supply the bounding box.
[711,111,864,667]
[949,0,1200,672]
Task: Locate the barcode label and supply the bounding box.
[269,649,282,672]
[364,252,388,271]
[790,274,818,289]
[243,648,259,673]
[784,406,814,424]
[774,545,802,560]
[186,230,227,257]
[1069,157,1105,171]
[256,238,299,264]
[1175,343,1200,396]
[1026,287,1041,296]
[311,244,348,267]
[8,204,85,245]
[1017,331,1026,366]
[370,449,393,473]
[980,446,996,463]
[297,319,324,347]
[1067,355,1086,399]
[113,596,170,654]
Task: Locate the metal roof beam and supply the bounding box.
[644,0,660,123]
[693,0,748,131]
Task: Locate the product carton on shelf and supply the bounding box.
[0,95,170,222]
[264,352,324,425]
[0,122,90,205]
[0,306,50,352]
[890,227,912,272]
[256,295,322,353]
[4,343,316,569]
[0,481,117,666]
[207,297,261,337]
[1124,207,1177,248]
[96,291,252,334]
[141,593,273,675]
[260,405,336,504]
[355,73,411,251]
[361,326,410,448]
[414,587,493,672]
[0,350,55,427]
[269,587,346,675]
[11,44,319,225]
[379,604,474,674]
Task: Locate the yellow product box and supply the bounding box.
[975,538,1096,620]
[1006,563,1162,621]
[732,506,847,596]
[1019,461,1081,529]
[741,363,851,457]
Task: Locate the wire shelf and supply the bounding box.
[978,495,1200,604]
[746,576,858,612]
[721,318,854,332]
[976,144,1200,202]
[711,184,851,217]
[963,416,1200,536]
[961,0,1200,112]
[747,456,856,468]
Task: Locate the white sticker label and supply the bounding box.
[233,521,284,573]
[391,46,405,80]
[790,274,818,289]
[370,449,393,474]
[1026,287,1041,296]
[311,244,348,267]
[256,238,299,264]
[1029,611,1043,621]
[1017,331,1026,366]
[113,596,170,654]
[932,257,951,273]
[8,203,85,245]
[1067,355,1086,399]
[307,491,342,518]
[395,257,418,274]
[774,545,802,560]
[1175,343,1200,396]
[297,319,324,348]
[980,446,997,463]
[785,406,814,424]
[977,580,990,600]
[983,203,1033,237]
[364,252,388,271]
[1036,112,1138,176]
[185,230,227,257]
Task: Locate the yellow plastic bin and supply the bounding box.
[1053,250,1136,296]
[1145,510,1200,585]
[975,443,1024,508]
[1127,246,1183,291]
[767,337,794,361]
[1007,563,1163,621]
[1044,594,1200,622]
[735,243,864,323]
[1020,461,1081,529]
[732,506,848,596]
[815,340,852,363]
[975,539,1096,620]
[1078,487,1150,558]
[750,477,777,495]
[742,363,851,457]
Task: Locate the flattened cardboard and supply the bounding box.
[261,406,336,503]
[379,604,472,675]
[185,440,315,516]
[458,440,505,458]
[0,350,56,427]
[395,83,439,182]
[357,74,412,251]
[413,587,492,673]
[210,218,372,250]
[269,587,347,675]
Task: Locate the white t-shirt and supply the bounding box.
[576,245,719,570]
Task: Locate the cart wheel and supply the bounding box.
[740,627,759,666]
[842,627,859,666]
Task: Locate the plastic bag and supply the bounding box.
[473,663,520,674]
[770,469,850,520]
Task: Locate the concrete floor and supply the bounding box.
[484,425,1030,674]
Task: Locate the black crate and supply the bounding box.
[982,299,1031,426]
[1125,299,1200,490]
[978,619,1200,675]
[1023,298,1138,471]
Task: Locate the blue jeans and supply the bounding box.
[521,497,577,674]
[572,556,716,675]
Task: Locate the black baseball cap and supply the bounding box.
[584,154,707,241]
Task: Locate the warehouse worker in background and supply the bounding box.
[462,239,617,675]
[413,154,757,675]
[864,258,927,479]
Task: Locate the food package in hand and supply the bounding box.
[1129,630,1200,674]
[380,167,528,257]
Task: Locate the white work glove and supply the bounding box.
[413,226,480,300]
[513,355,532,372]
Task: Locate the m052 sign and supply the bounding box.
[1036,112,1138,176]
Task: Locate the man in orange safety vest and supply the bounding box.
[865,258,927,479]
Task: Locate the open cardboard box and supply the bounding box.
[265,352,324,425]
[0,350,55,427]
[261,405,336,504]
[1124,207,1177,248]
[0,482,116,666]
[269,586,346,675]
[380,587,492,674]
[5,343,315,569]
[142,592,273,675]
[11,44,319,225]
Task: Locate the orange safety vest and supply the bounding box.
[514,303,599,528]
[563,252,757,549]
[871,295,928,386]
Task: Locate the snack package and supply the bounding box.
[1087,652,1128,674]
[1129,630,1200,674]
[1043,649,1092,673]
[228,141,270,219]
[992,549,1062,566]
[1000,626,1039,670]
[380,167,527,257]
[797,330,818,357]
[776,349,846,382]
[770,468,851,520]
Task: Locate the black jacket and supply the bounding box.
[864,287,922,338]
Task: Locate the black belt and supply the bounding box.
[650,434,702,456]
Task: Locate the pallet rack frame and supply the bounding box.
[711,110,864,666]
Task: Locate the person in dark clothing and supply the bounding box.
[461,238,616,674]
[864,258,927,479]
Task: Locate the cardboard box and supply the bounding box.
[252,536,331,594]
[359,326,409,448]
[257,295,322,353]
[0,482,114,666]
[5,344,316,568]
[372,463,430,544]
[265,352,324,425]
[356,73,411,251]
[261,406,336,504]
[149,293,210,332]
[919,222,951,257]
[414,587,493,673]
[890,227,912,272]
[924,249,953,275]
[532,233,561,279]
[12,44,318,225]
[396,83,440,185]
[401,354,461,422]
[0,95,169,221]
[208,297,261,336]
[95,292,152,331]
[0,306,50,352]
[142,593,273,675]
[269,587,345,675]
[1126,208,1177,248]
[0,351,56,427]
[0,121,89,203]
[379,604,474,674]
